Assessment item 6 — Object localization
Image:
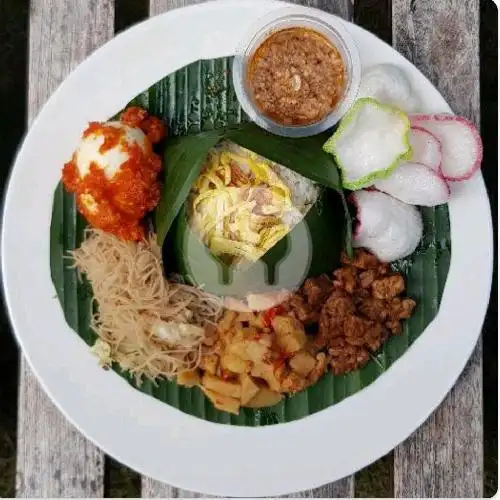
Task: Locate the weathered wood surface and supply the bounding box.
[149,0,206,16]
[392,0,483,497]
[286,0,353,20]
[16,0,114,497]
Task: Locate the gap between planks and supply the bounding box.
[17,1,114,497]
[392,0,483,498]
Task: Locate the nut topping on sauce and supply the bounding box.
[248,27,346,126]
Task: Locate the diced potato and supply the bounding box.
[228,336,271,364]
[221,353,251,374]
[199,353,219,375]
[202,373,242,399]
[246,339,273,363]
[289,351,316,377]
[218,310,237,332]
[177,370,200,388]
[271,316,307,354]
[218,327,235,345]
[273,360,288,384]
[252,314,267,329]
[245,388,283,408]
[228,341,248,360]
[235,311,256,324]
[234,325,259,339]
[202,387,240,415]
[240,373,260,405]
[251,362,282,392]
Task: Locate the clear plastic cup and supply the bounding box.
[232,8,361,138]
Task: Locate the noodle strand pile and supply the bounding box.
[70,229,222,384]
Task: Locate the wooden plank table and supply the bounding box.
[17,0,483,497]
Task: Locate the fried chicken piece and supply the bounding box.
[358,297,389,322]
[359,269,378,289]
[366,326,389,352]
[377,264,390,276]
[385,320,403,335]
[318,252,416,377]
[354,288,371,300]
[286,293,319,324]
[303,274,333,307]
[343,315,383,350]
[319,291,356,337]
[372,274,405,299]
[389,297,417,320]
[383,297,416,335]
[333,266,357,294]
[341,249,379,269]
[328,337,370,375]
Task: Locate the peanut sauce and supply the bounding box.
[248,27,346,126]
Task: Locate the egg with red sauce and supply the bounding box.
[62,107,166,241]
[75,121,148,179]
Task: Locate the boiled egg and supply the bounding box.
[75,121,148,179]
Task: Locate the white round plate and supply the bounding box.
[2,0,493,497]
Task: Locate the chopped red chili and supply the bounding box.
[262,305,285,328]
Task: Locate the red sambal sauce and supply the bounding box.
[83,122,124,153]
[121,106,167,144]
[248,27,346,126]
[61,107,166,241]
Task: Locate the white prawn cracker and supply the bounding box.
[408,126,442,173]
[323,98,412,190]
[374,162,450,207]
[358,64,420,112]
[351,190,423,262]
[410,114,483,181]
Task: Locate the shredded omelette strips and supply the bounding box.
[189,143,299,264]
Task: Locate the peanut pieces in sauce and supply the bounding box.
[248,27,346,126]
